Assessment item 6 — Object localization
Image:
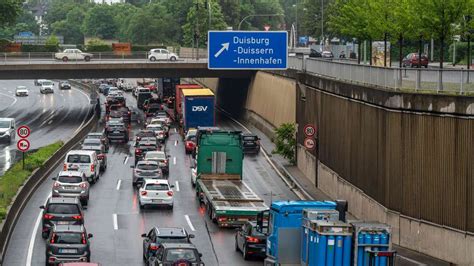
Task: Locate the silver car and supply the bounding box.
[52,171,90,206]
[132,160,163,187]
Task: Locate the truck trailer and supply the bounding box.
[181,88,215,133]
[195,130,268,227]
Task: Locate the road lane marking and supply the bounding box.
[175,181,180,192]
[116,179,122,190]
[0,92,18,110]
[123,155,129,164]
[175,140,178,146]
[184,215,195,231]
[174,128,177,133]
[26,192,52,266]
[173,157,176,165]
[113,214,118,230]
[48,120,53,125]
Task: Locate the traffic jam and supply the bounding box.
[28,77,395,266]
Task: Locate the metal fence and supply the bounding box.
[289,56,474,94]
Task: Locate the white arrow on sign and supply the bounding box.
[214,42,230,58]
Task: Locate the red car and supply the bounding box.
[402,53,429,68]
[184,130,197,154]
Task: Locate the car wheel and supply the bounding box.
[82,199,88,206]
[139,201,144,209]
[170,56,176,61]
[235,236,240,252]
[149,56,156,62]
[84,56,91,62]
[62,56,68,62]
[42,231,49,239]
[424,64,428,68]
[243,245,250,260]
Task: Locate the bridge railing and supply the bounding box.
[289,56,474,94]
[0,51,207,64]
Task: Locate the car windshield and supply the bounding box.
[0,121,10,128]
[243,136,257,141]
[86,134,101,139]
[137,163,159,170]
[83,139,101,146]
[42,81,53,86]
[138,144,157,150]
[67,155,91,163]
[146,153,166,160]
[53,232,83,244]
[145,183,168,190]
[148,125,163,130]
[47,204,79,214]
[17,86,26,90]
[58,175,83,183]
[165,249,197,262]
[186,136,196,142]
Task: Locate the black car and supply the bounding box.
[107,106,131,124]
[85,132,109,152]
[40,197,84,239]
[148,243,204,266]
[98,84,110,94]
[45,224,93,265]
[141,227,195,262]
[105,119,128,143]
[135,130,156,142]
[241,133,261,154]
[137,91,152,110]
[59,81,71,90]
[235,221,267,260]
[134,139,159,163]
[309,49,322,58]
[145,103,163,117]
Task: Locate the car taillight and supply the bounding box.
[167,191,173,196]
[44,214,54,220]
[246,236,260,243]
[50,233,56,244]
[82,233,87,244]
[149,244,158,251]
[63,163,67,171]
[218,217,227,222]
[80,183,88,188]
[90,164,94,172]
[135,149,142,154]
[72,215,82,220]
[141,191,147,196]
[53,182,60,188]
[97,154,104,160]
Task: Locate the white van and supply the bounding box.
[0,118,15,143]
[63,150,100,184]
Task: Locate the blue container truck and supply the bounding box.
[181,88,215,132]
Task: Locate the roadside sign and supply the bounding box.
[304,137,315,150]
[208,31,288,70]
[17,125,31,138]
[303,124,316,137]
[17,139,30,152]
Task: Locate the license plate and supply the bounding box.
[64,186,76,190]
[57,221,69,225]
[59,248,77,254]
[152,199,162,203]
[113,130,120,133]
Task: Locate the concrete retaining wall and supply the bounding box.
[245,72,296,127]
[315,159,474,265]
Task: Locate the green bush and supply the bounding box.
[131,45,166,51]
[272,123,297,164]
[21,45,59,52]
[85,44,113,52]
[0,141,63,222]
[448,42,473,65]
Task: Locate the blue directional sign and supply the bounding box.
[208,31,288,70]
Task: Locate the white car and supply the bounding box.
[40,80,54,94]
[15,86,29,96]
[55,49,93,62]
[0,118,15,143]
[108,87,120,95]
[148,49,178,61]
[133,87,150,97]
[190,167,197,187]
[138,179,174,209]
[146,124,166,142]
[63,150,100,184]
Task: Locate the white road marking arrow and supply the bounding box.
[214,42,230,58]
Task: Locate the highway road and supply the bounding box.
[2,89,297,266]
[0,80,93,175]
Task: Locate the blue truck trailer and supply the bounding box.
[182,88,215,132]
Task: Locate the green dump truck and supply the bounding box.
[195,130,268,227]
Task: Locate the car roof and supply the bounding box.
[67,150,96,155]
[58,171,84,177]
[0,118,14,122]
[242,133,257,137]
[137,140,157,145]
[160,243,196,249]
[53,224,85,233]
[60,263,100,266]
[48,197,80,204]
[153,227,188,237]
[137,160,159,165]
[84,139,101,143]
[145,151,165,156]
[144,179,169,185]
[87,132,103,136]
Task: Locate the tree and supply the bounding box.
[82,5,118,39]
[413,0,469,68]
[0,9,39,39]
[51,7,86,44]
[249,0,285,31]
[0,0,22,27]
[272,123,297,164]
[300,0,334,39]
[45,34,60,46]
[182,0,227,47]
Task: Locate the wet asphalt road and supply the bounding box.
[0,80,93,175]
[3,89,297,266]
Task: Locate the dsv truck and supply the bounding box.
[195,130,268,227]
[181,88,215,133]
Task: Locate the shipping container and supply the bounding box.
[175,84,202,119]
[182,89,215,132]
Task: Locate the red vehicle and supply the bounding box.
[402,53,429,68]
[184,129,197,154]
[174,84,202,121]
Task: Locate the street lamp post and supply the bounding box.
[237,14,285,31]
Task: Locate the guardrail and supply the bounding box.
[0,82,99,264]
[0,51,207,65]
[289,56,474,94]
